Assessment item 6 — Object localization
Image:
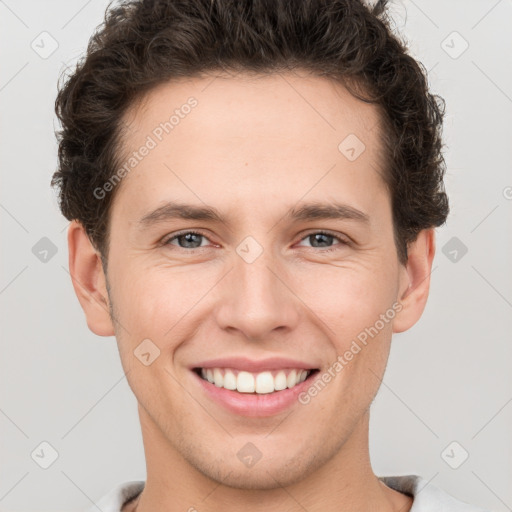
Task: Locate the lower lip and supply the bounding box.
[191,370,318,417]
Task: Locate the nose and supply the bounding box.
[214,246,301,342]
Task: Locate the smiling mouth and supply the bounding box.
[193,367,319,394]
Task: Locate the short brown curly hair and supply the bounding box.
[51,0,448,268]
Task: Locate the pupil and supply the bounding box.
[181,233,201,248]
[311,233,332,247]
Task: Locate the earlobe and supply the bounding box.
[67,220,115,337]
[393,229,436,334]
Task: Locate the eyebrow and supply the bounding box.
[137,200,370,229]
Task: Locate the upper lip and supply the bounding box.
[191,357,319,373]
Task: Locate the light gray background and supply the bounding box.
[1,0,511,510]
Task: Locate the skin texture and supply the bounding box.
[68,70,435,512]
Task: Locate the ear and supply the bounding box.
[67,220,115,336]
[393,228,436,333]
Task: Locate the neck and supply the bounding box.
[127,406,412,512]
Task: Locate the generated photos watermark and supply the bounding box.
[298,301,403,405]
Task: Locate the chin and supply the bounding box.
[197,463,306,490]
[184,444,327,491]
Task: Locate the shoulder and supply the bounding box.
[379,475,492,512]
[84,481,145,512]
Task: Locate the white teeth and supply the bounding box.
[274,371,288,391]
[287,369,297,389]
[255,371,274,394]
[237,371,255,392]
[213,368,224,387]
[223,370,237,390]
[198,367,312,394]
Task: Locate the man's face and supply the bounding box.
[102,71,410,488]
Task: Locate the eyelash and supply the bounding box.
[162,229,349,253]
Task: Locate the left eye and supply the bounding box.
[164,230,348,251]
[296,231,347,250]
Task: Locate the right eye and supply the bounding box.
[163,230,213,250]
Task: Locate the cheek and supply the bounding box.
[292,262,398,340]
[112,263,220,344]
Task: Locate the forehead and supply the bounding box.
[122,70,382,150]
[112,70,387,224]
